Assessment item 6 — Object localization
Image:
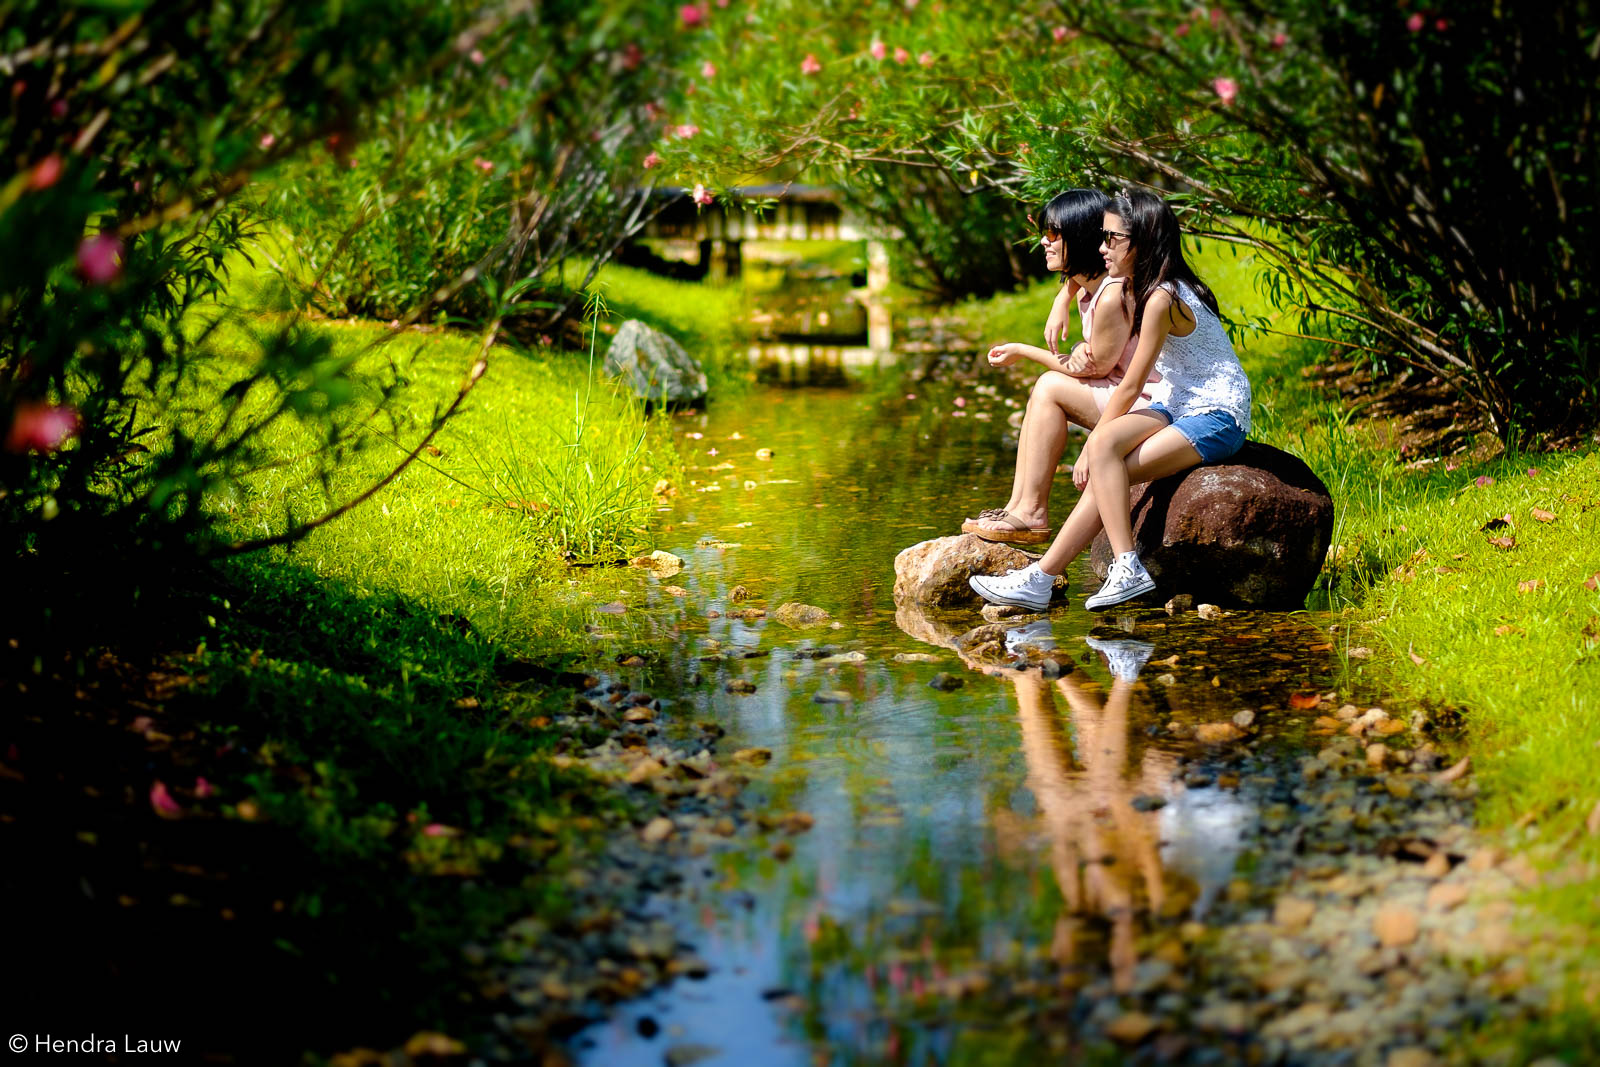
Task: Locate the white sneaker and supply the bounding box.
[1084,556,1157,611]
[1005,619,1057,654]
[970,564,1054,612]
[1084,636,1155,682]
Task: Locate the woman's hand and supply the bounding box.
[1072,451,1091,491]
[1062,342,1094,376]
[1044,301,1069,357]
[987,343,1023,368]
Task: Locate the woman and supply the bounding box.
[969,189,1251,612]
[961,188,1165,545]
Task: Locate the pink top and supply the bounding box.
[1074,278,1164,405]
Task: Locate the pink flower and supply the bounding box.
[893,46,910,64]
[4,403,80,453]
[674,123,700,138]
[1212,76,1239,106]
[643,100,661,120]
[1052,26,1069,42]
[469,48,485,65]
[195,777,214,799]
[1176,22,1191,36]
[953,396,966,407]
[707,447,719,456]
[904,393,916,400]
[1434,17,1448,30]
[701,61,717,79]
[77,234,123,284]
[1210,6,1222,24]
[150,781,182,818]
[473,157,494,173]
[917,51,934,66]
[1474,475,1495,488]
[643,151,661,169]
[1271,31,1288,49]
[622,43,643,70]
[692,183,714,206]
[1527,467,1540,477]
[680,3,705,27]
[1406,13,1425,32]
[870,39,886,60]
[28,153,62,190]
[422,823,456,837]
[258,133,276,150]
[801,52,822,75]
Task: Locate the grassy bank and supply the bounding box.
[4,268,740,1055]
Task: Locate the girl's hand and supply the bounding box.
[1044,302,1069,357]
[987,343,1023,367]
[1063,342,1094,375]
[1073,452,1090,491]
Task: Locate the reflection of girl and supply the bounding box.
[1000,656,1171,993]
[971,190,1252,612]
[961,189,1165,546]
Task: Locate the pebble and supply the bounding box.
[812,690,853,705]
[892,652,942,663]
[1197,603,1224,620]
[1373,903,1420,947]
[724,679,757,694]
[1105,1011,1158,1044]
[1131,794,1167,812]
[927,672,965,692]
[1232,709,1256,729]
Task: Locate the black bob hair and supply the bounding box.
[1109,188,1221,335]
[1038,188,1110,280]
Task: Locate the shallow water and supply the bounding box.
[569,363,1361,1063]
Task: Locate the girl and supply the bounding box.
[961,189,1165,545]
[969,189,1251,612]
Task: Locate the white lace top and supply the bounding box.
[1150,279,1251,432]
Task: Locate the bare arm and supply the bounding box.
[1084,279,1132,378]
[1100,293,1174,423]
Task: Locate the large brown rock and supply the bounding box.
[1089,442,1333,608]
[893,534,1044,608]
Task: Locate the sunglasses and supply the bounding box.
[1102,229,1131,245]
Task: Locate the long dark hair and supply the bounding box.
[1038,188,1110,281]
[1111,189,1219,335]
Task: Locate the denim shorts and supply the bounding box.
[1148,402,1246,463]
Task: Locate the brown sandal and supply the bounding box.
[960,510,1051,545]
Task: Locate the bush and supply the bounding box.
[662,0,1600,440]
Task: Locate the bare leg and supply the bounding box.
[1085,413,1201,556]
[972,371,1101,532]
[1034,412,1202,575]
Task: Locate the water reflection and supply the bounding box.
[748,342,895,387]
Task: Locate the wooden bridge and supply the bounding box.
[640,183,895,288]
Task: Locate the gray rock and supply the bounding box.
[603,319,707,406]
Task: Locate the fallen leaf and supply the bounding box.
[1531,507,1556,523]
[1487,535,1516,550]
[1433,756,1471,784]
[1517,579,1545,594]
[1587,799,1600,837]
[1288,692,1320,710]
[1584,573,1600,592]
[1348,646,1373,659]
[1493,624,1522,636]
[149,780,182,818]
[1408,646,1426,666]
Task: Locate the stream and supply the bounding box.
[552,270,1547,1066]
